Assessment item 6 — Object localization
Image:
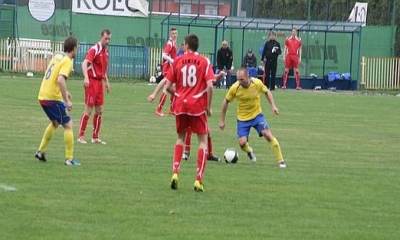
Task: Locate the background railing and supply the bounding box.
[360,56,400,90]
[73,43,149,80]
[0,38,214,80]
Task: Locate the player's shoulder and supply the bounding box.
[89,42,102,54]
[165,39,173,46]
[295,36,302,41]
[251,77,264,85]
[229,80,240,90]
[195,53,211,65]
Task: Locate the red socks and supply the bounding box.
[173,145,208,182]
[79,113,89,137]
[157,93,167,112]
[172,144,184,174]
[196,148,208,181]
[93,113,102,139]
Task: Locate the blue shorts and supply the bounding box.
[237,114,269,138]
[39,100,71,125]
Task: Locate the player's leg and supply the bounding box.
[78,104,93,143]
[62,119,80,166]
[36,101,61,161]
[237,120,256,162]
[78,82,95,143]
[207,128,220,162]
[91,80,106,144]
[194,132,208,192]
[261,129,286,168]
[156,87,168,117]
[36,120,58,162]
[170,115,187,190]
[294,66,301,90]
[188,114,209,192]
[92,104,105,144]
[282,66,289,89]
[183,127,192,160]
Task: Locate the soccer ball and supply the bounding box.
[149,76,156,83]
[224,148,238,164]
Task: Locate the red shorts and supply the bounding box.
[285,55,299,69]
[85,79,104,107]
[176,114,208,135]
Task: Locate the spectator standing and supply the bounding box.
[262,31,281,90]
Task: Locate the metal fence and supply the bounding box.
[148,48,213,78]
[0,38,218,80]
[360,56,400,90]
[73,43,149,79]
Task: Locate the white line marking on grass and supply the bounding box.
[0,184,17,192]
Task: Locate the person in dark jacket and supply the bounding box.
[243,49,257,68]
[217,40,234,88]
[262,31,282,90]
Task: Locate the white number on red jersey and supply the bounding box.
[181,65,197,87]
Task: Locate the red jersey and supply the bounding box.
[166,51,214,116]
[285,36,302,56]
[162,39,177,74]
[86,42,109,80]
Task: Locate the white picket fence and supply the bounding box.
[0,38,64,73]
[360,56,400,90]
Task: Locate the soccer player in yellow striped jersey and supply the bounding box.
[219,67,287,168]
[35,37,80,166]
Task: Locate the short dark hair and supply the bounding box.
[170,27,177,31]
[101,29,111,36]
[237,67,248,76]
[63,36,77,53]
[184,34,199,52]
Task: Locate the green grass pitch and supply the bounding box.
[0,75,399,240]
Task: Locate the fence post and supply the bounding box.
[360,56,366,90]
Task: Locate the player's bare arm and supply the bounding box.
[82,59,91,87]
[264,90,279,115]
[104,74,111,94]
[162,53,174,64]
[206,80,213,116]
[147,78,167,102]
[215,71,226,81]
[57,75,72,111]
[219,99,229,130]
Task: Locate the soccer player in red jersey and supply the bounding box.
[78,29,111,144]
[182,70,226,162]
[282,28,302,90]
[155,28,178,117]
[148,70,224,163]
[164,34,215,192]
